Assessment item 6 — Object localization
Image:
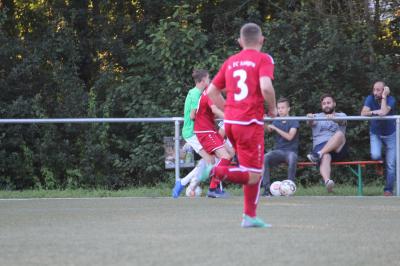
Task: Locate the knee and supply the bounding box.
[334,130,345,139]
[288,152,298,163]
[320,154,332,165]
[370,152,381,161]
[248,173,261,185]
[264,153,272,163]
[386,160,396,171]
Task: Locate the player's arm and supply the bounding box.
[210,104,224,119]
[375,87,392,116]
[360,106,372,116]
[335,113,347,126]
[265,123,273,133]
[269,125,297,141]
[260,77,277,117]
[207,84,225,111]
[307,113,316,126]
[190,109,197,120]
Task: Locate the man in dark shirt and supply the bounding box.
[262,98,299,196]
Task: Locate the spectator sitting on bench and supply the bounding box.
[261,97,299,197]
[306,93,348,193]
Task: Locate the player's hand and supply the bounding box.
[267,107,277,118]
[383,86,390,97]
[326,114,335,119]
[306,113,314,118]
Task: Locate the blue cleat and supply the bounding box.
[207,187,229,198]
[172,180,184,198]
[241,214,272,228]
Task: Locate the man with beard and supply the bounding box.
[361,81,396,196]
[306,93,347,193]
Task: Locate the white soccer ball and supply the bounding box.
[279,180,296,196]
[185,185,202,197]
[269,181,282,196]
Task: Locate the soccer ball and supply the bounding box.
[269,181,282,196]
[279,180,296,196]
[186,185,202,197]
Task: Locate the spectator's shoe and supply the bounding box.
[384,191,393,196]
[325,179,335,193]
[307,152,321,164]
[241,214,272,228]
[261,187,271,197]
[172,180,184,198]
[207,187,229,198]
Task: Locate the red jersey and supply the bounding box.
[212,49,274,125]
[194,91,217,133]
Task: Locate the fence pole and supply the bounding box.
[174,118,181,182]
[396,118,400,196]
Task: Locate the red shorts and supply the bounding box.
[196,131,225,154]
[224,123,264,172]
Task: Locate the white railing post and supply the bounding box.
[174,118,181,182]
[396,117,400,196]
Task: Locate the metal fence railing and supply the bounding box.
[1,115,399,196]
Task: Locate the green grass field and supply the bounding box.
[1,196,400,266]
[0,183,387,198]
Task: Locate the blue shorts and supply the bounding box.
[313,141,348,161]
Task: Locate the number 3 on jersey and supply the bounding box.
[233,69,248,101]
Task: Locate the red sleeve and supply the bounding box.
[259,53,274,80]
[211,61,228,90]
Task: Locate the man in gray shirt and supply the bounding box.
[307,93,347,193]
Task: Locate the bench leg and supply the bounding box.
[348,165,364,196]
[357,164,363,196]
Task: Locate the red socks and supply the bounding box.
[243,181,260,217]
[213,158,260,217]
[209,177,220,189]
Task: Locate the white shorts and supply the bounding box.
[184,135,203,154]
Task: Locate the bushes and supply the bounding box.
[0,2,398,189]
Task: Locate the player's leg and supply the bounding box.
[197,132,231,198]
[172,135,212,198]
[206,146,232,198]
[207,124,269,227]
[189,148,214,192]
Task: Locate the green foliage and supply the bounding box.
[0,1,398,189]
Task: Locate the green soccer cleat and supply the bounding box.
[241,214,272,228]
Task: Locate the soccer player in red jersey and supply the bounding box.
[206,23,277,228]
[194,90,233,198]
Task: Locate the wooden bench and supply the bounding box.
[297,160,383,196]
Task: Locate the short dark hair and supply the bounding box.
[277,97,290,106]
[320,93,335,102]
[240,23,262,46]
[192,69,209,83]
